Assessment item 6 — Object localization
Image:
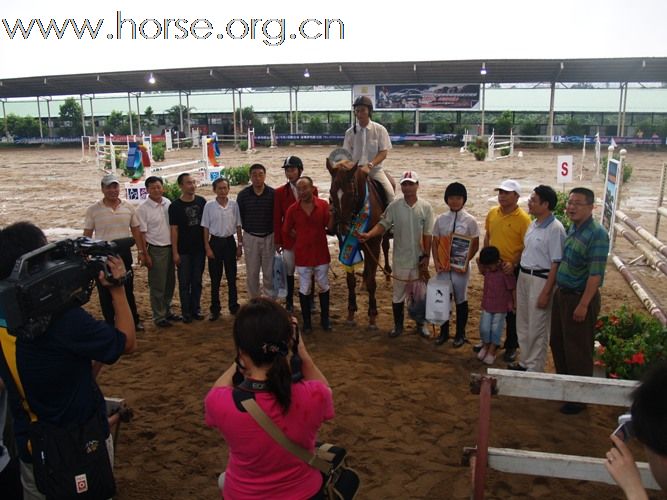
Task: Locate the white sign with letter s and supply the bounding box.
[557,155,573,184]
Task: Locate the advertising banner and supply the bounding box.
[374,84,480,110]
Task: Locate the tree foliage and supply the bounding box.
[58,97,83,137]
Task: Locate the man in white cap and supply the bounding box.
[479,179,531,361]
[84,173,143,330]
[359,171,434,338]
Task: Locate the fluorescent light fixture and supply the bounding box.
[304,68,310,78]
[480,63,487,76]
[148,72,156,84]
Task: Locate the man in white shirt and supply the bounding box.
[343,96,394,203]
[136,176,180,328]
[201,178,243,320]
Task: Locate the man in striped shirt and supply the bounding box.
[237,164,275,299]
[551,187,610,414]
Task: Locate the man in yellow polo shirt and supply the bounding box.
[481,179,531,362]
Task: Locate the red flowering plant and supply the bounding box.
[594,305,666,380]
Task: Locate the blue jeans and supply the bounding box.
[177,251,205,318]
[480,310,507,346]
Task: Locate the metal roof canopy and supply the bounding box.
[1,58,666,99]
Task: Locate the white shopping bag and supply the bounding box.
[426,277,450,325]
[272,253,288,298]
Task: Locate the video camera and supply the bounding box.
[0,237,134,340]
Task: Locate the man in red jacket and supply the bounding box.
[273,156,317,312]
[283,177,334,333]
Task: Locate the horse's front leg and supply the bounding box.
[381,232,392,282]
[365,241,380,330]
[345,271,357,325]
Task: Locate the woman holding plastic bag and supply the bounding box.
[430,182,480,347]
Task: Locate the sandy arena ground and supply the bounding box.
[0,143,665,499]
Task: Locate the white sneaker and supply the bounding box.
[483,352,496,365]
[477,346,488,361]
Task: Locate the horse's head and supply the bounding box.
[327,161,367,236]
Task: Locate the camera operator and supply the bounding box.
[205,298,333,499]
[605,362,667,499]
[0,222,136,500]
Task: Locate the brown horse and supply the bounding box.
[326,161,393,328]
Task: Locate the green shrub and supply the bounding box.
[553,191,572,232]
[469,137,488,161]
[601,155,633,183]
[565,117,585,136]
[594,305,667,380]
[152,142,165,161]
[494,111,513,135]
[519,119,540,136]
[225,164,250,186]
[391,117,411,135]
[306,117,325,134]
[500,146,511,157]
[239,140,248,152]
[329,119,349,135]
[163,181,181,201]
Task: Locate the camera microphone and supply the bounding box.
[110,237,135,253]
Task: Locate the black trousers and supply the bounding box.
[208,235,239,314]
[97,249,140,326]
[502,266,520,350]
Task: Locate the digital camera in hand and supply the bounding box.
[0,236,134,340]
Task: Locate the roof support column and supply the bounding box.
[135,94,141,134]
[80,94,86,137]
[294,88,299,134]
[289,88,294,134]
[239,90,243,135]
[621,82,628,136]
[36,97,43,138]
[415,109,420,134]
[547,81,556,144]
[127,92,133,136]
[178,91,183,135]
[349,87,354,126]
[2,100,8,138]
[45,98,52,138]
[480,82,486,137]
[616,82,624,136]
[232,89,238,146]
[89,97,96,137]
[186,92,191,137]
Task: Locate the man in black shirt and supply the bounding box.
[236,164,275,299]
[169,173,207,323]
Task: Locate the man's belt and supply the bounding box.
[147,243,171,248]
[519,266,549,279]
[246,231,273,238]
[558,287,583,295]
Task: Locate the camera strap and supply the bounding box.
[0,326,38,423]
[240,397,333,474]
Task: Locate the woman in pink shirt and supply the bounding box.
[205,298,334,499]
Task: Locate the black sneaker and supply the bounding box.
[560,402,587,415]
[208,312,220,322]
[167,313,183,322]
[182,316,193,324]
[503,348,518,363]
[473,342,484,353]
[193,313,205,321]
[155,319,172,328]
[452,337,467,348]
[507,362,527,371]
